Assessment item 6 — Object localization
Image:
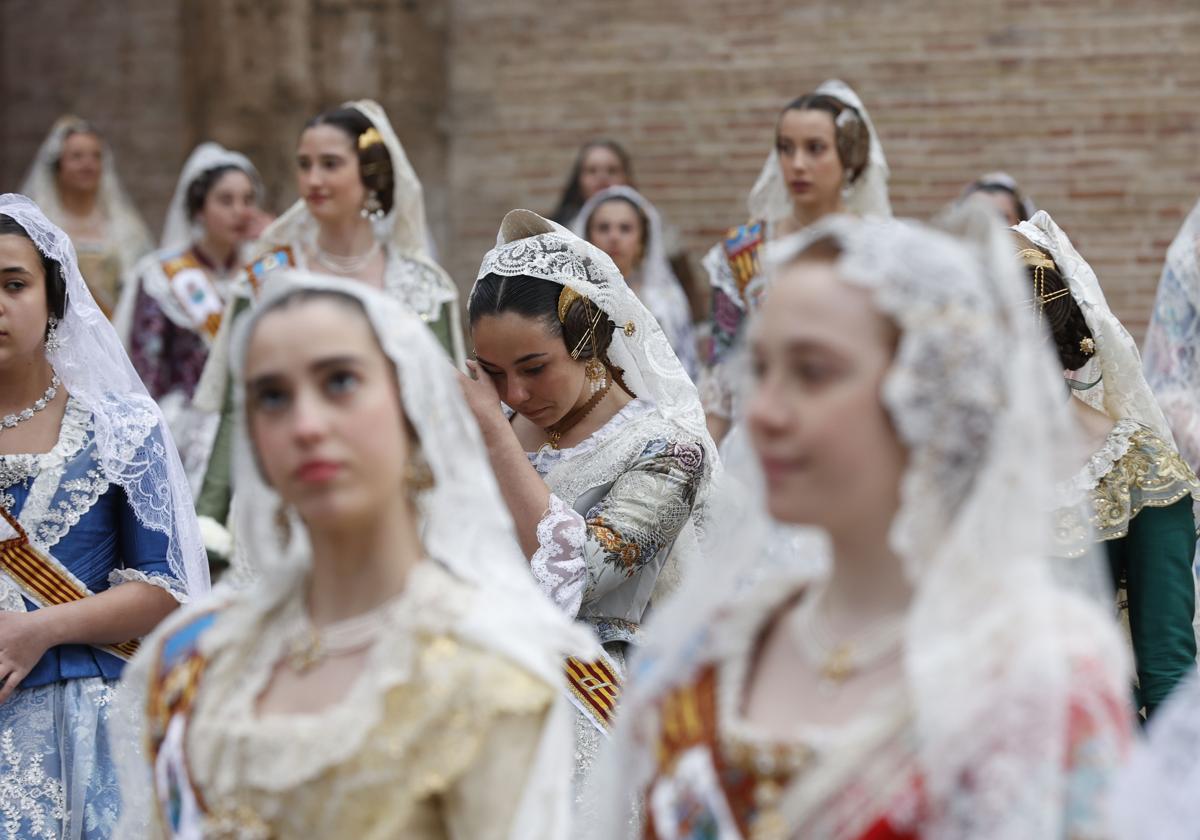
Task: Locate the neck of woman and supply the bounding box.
[303,494,424,626]
[316,216,377,258]
[784,194,848,233]
[196,233,237,270]
[57,185,98,219]
[822,522,913,628]
[0,353,56,417]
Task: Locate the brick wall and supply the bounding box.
[0,0,450,248]
[0,0,189,228]
[446,0,1200,338]
[2,0,1197,338]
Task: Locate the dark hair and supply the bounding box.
[468,273,615,362]
[966,181,1030,223]
[1017,242,1094,370]
[584,195,650,256]
[304,107,395,214]
[185,164,253,221]
[778,93,871,184]
[550,140,634,225]
[0,214,68,321]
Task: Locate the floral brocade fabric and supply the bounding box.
[1055,421,1200,552]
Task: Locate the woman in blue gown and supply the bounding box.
[0,193,209,839]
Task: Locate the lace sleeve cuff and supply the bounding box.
[530,494,587,617]
[108,568,188,604]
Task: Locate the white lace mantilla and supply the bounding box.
[1056,419,1142,505]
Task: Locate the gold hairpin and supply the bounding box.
[1016,247,1065,326]
[358,127,383,151]
[557,286,582,324]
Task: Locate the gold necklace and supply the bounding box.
[544,376,612,450]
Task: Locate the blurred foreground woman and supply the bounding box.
[113,273,596,839]
[594,211,1133,840]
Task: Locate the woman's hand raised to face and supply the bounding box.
[459,360,509,435]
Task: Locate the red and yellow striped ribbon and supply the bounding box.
[0,507,140,660]
[565,654,622,734]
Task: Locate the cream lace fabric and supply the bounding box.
[112,272,596,839]
[1015,211,1175,446]
[0,194,209,598]
[592,209,1130,840]
[1143,198,1200,472]
[1111,671,1200,839]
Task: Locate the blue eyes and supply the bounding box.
[326,371,360,395]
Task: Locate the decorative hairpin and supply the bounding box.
[358,127,383,151]
[1079,336,1095,356]
[1017,247,1067,324]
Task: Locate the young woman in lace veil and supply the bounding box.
[575,185,699,380]
[190,99,463,553]
[111,143,261,494]
[1143,197,1200,474]
[699,80,891,444]
[113,271,597,839]
[961,171,1036,227]
[1012,211,1199,719]
[461,209,717,805]
[0,194,208,839]
[20,116,153,319]
[591,209,1132,840]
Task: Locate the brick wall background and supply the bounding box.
[3,0,1198,337]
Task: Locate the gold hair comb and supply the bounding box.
[358,127,383,151]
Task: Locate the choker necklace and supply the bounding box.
[791,588,905,694]
[286,601,393,673]
[314,240,381,275]
[545,375,613,450]
[1,373,60,436]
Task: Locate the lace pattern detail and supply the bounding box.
[530,494,586,617]
[170,562,556,836]
[1056,422,1200,546]
[0,677,120,839]
[107,567,188,603]
[527,399,654,476]
[382,249,458,320]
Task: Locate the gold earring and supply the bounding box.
[274,501,292,546]
[585,357,605,382]
[405,452,435,495]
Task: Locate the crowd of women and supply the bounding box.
[1,79,1199,839]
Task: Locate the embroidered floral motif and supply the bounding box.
[1055,422,1200,547]
[592,517,640,571]
[0,728,65,839]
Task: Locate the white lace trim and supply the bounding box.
[107,567,188,603]
[543,407,700,509]
[529,494,586,617]
[1057,419,1142,502]
[5,399,98,550]
[527,398,655,476]
[189,560,467,794]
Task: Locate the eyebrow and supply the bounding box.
[475,352,547,368]
[0,265,33,276]
[247,354,364,388]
